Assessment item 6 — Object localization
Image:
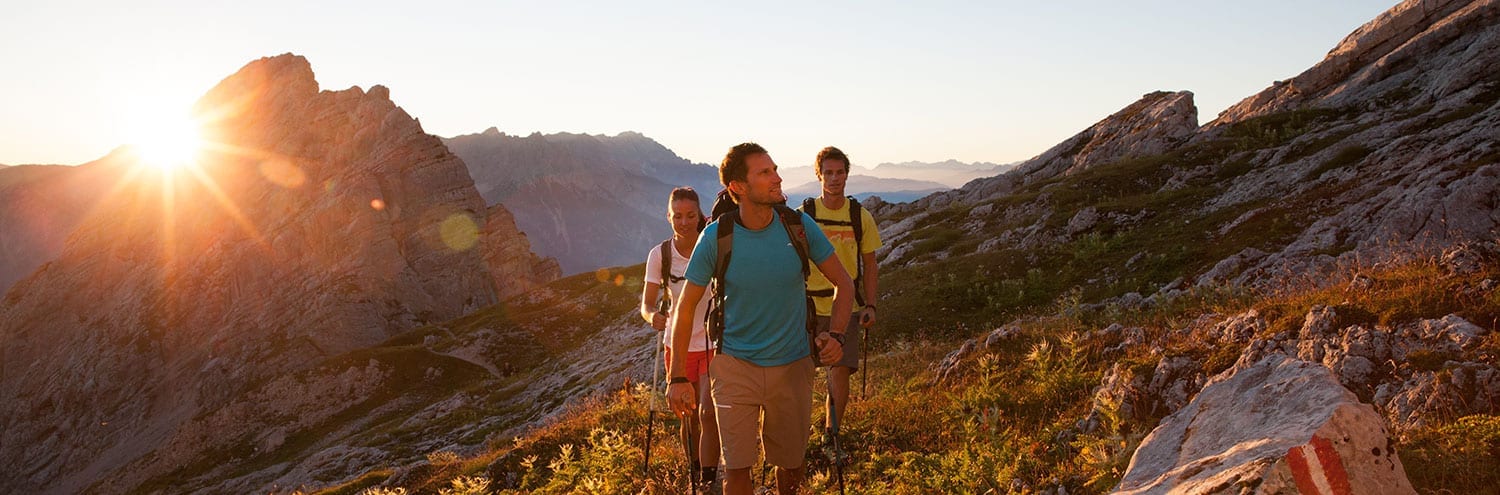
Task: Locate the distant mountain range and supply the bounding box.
[447,140,1012,273]
[444,128,721,275]
[782,175,949,204]
[872,159,1016,187]
[780,159,1014,189]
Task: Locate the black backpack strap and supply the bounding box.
[658,240,677,313]
[708,208,816,357]
[707,212,737,353]
[798,198,866,306]
[799,198,827,297]
[773,204,819,361]
[713,213,736,287]
[660,240,684,285]
[773,205,811,279]
[847,196,866,307]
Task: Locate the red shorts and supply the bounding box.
[666,347,715,387]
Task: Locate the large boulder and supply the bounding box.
[1114,354,1414,495]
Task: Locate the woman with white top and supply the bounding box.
[641,186,718,485]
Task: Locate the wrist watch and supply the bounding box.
[828,332,845,345]
[670,376,690,384]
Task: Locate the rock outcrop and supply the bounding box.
[875,91,1199,263]
[1209,0,1493,127]
[0,54,556,494]
[1203,0,1500,288]
[1238,303,1499,432]
[1113,355,1415,495]
[873,0,1499,289]
[1013,91,1198,181]
[881,90,1198,221]
[445,128,720,274]
[481,203,562,298]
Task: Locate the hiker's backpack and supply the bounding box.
[709,189,737,224]
[656,240,681,315]
[705,205,816,355]
[800,196,866,307]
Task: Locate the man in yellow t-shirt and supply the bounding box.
[799,146,881,432]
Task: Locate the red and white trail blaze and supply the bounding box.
[1287,435,1354,495]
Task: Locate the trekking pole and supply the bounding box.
[644,339,662,475]
[644,301,671,475]
[814,334,847,495]
[827,369,846,495]
[681,397,699,495]
[861,324,870,400]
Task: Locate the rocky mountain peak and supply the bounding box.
[194,53,318,120]
[1029,90,1197,178]
[1210,0,1492,126]
[0,54,556,493]
[888,90,1197,215]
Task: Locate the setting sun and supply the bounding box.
[131,113,205,172]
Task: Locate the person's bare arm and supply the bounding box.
[667,282,706,416]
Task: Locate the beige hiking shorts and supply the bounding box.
[709,353,814,470]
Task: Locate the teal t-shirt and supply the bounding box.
[686,210,835,367]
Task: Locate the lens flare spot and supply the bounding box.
[614,274,625,286]
[440,213,479,251]
[595,268,610,283]
[258,159,306,188]
[371,199,385,211]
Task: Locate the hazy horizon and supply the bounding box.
[1,1,1396,168]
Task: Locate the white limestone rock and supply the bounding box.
[1114,355,1415,495]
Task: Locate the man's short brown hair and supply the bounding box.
[720,142,767,204]
[814,146,850,178]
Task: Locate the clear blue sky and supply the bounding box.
[1,1,1397,168]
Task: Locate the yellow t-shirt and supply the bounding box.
[801,197,882,316]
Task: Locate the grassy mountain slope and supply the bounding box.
[303,232,1498,495]
[296,100,1500,492]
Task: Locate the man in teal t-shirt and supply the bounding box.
[667,143,855,495]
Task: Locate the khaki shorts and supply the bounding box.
[814,315,864,370]
[709,353,814,470]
